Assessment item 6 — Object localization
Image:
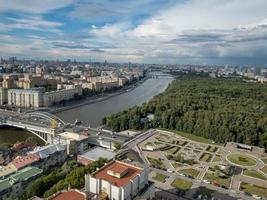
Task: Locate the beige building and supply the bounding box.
[59,132,89,156]
[8,88,43,108]
[85,160,154,200]
[43,85,82,107]
[2,74,57,90]
[0,87,7,105]
[6,85,82,108]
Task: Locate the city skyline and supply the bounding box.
[0,0,267,66]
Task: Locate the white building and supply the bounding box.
[85,160,154,200]
[5,85,82,108]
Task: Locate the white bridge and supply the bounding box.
[0,111,66,144]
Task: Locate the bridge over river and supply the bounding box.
[0,110,131,148]
[0,110,66,143]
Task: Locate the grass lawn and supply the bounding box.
[227,153,257,167]
[212,155,221,162]
[243,170,267,180]
[178,168,200,178]
[206,145,218,153]
[171,178,192,191]
[240,182,267,199]
[261,166,267,174]
[261,158,267,164]
[152,173,168,183]
[200,153,212,162]
[124,152,139,161]
[204,172,231,187]
[217,148,225,155]
[147,157,166,169]
[159,129,214,144]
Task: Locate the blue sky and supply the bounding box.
[0,0,267,66]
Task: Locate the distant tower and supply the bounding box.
[0,57,3,64]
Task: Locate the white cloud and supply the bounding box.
[0,0,73,14]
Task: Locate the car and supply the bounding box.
[252,195,261,199]
[167,169,174,173]
[203,179,210,184]
[98,137,102,140]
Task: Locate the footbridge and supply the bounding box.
[0,111,66,144]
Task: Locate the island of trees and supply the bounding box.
[104,75,267,150]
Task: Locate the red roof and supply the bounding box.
[11,154,40,169]
[94,160,143,187]
[50,191,85,200]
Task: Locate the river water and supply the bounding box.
[0,76,173,146]
[56,77,173,127]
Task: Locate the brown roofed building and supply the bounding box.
[85,160,154,200]
[47,190,86,200]
[11,154,40,170]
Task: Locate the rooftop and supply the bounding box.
[0,167,42,191]
[11,154,40,169]
[59,132,88,141]
[79,147,115,161]
[48,190,86,200]
[0,163,17,178]
[29,144,66,159]
[93,160,143,187]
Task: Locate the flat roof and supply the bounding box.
[49,190,85,200]
[0,167,42,191]
[93,160,143,187]
[0,163,17,178]
[12,166,43,181]
[11,154,40,169]
[79,147,115,161]
[59,132,88,141]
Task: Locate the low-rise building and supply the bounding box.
[59,132,89,156]
[77,147,115,166]
[28,144,67,171]
[11,154,40,170]
[85,160,154,200]
[47,189,86,200]
[0,167,43,199]
[0,164,17,179]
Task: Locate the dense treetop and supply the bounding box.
[105,76,267,150]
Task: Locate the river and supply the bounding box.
[56,77,173,127]
[0,76,173,146]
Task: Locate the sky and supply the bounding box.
[0,0,267,66]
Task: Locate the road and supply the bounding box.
[121,129,254,200]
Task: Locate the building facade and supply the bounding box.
[85,160,154,200]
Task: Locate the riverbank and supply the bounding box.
[49,76,148,114]
[56,77,173,127]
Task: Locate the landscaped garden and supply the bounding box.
[212,155,221,162]
[227,153,257,167]
[240,182,267,199]
[261,166,267,174]
[178,168,200,178]
[171,178,192,191]
[200,153,213,162]
[206,145,218,153]
[204,172,231,187]
[243,170,267,180]
[152,173,168,183]
[261,158,267,165]
[147,157,166,169]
